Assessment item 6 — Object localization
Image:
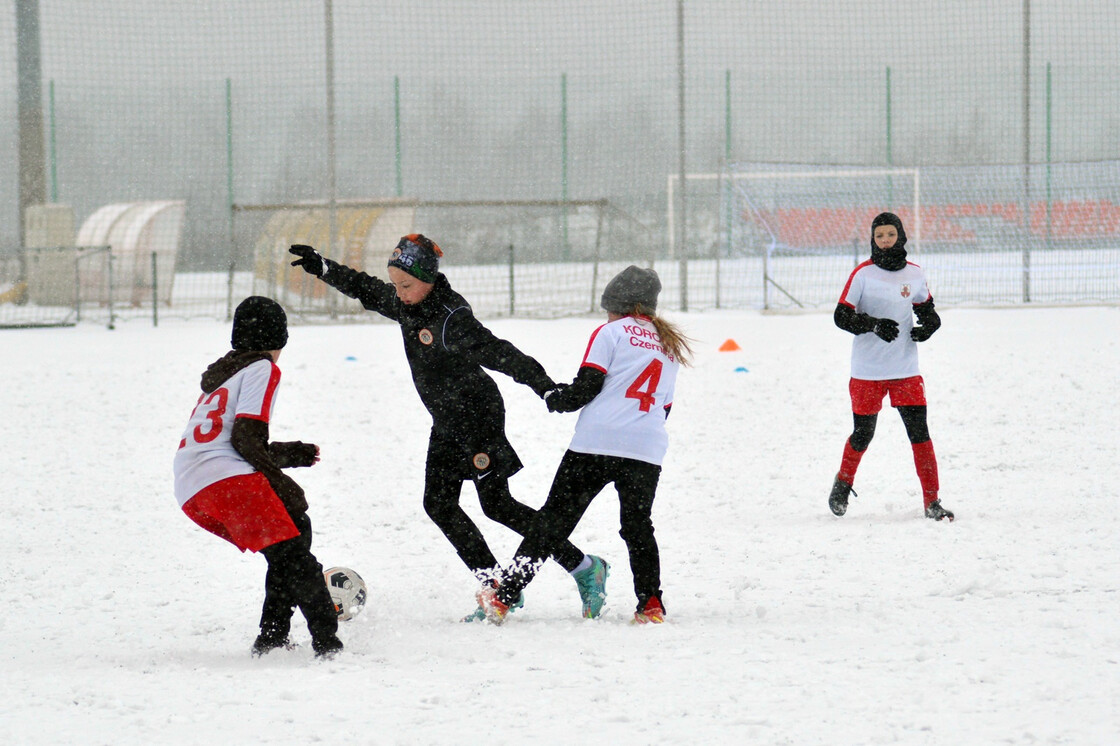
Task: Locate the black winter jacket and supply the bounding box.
[317,261,554,434]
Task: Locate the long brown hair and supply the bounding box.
[630,303,694,366]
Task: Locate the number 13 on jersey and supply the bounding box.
[180,388,229,448]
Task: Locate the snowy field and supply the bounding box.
[2,305,1118,745]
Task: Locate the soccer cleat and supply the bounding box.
[460,605,487,623]
[632,596,665,625]
[251,635,295,657]
[829,475,856,516]
[312,635,344,659]
[573,555,610,619]
[476,581,511,625]
[461,589,524,623]
[924,500,955,522]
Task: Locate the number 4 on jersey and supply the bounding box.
[625,359,663,412]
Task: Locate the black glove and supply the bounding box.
[910,325,936,342]
[268,441,320,468]
[872,318,899,342]
[543,385,568,413]
[289,244,326,277]
[911,299,941,342]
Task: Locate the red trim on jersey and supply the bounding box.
[237,361,281,422]
[838,259,875,306]
[580,323,609,366]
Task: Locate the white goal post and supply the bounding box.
[667,167,922,257]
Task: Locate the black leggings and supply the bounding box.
[423,455,585,576]
[498,451,662,609]
[258,511,338,644]
[850,405,931,451]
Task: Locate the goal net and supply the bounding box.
[728,167,920,309]
[726,162,1120,308]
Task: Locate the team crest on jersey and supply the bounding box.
[900,284,911,298]
[418,328,434,345]
[472,453,491,470]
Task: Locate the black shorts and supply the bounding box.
[427,426,523,482]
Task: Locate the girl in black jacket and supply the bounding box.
[289,236,608,619]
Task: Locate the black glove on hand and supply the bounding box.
[872,318,900,342]
[543,385,568,413]
[910,325,936,342]
[289,244,326,277]
[268,441,320,468]
[911,299,941,342]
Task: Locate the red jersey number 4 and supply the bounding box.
[625,360,663,413]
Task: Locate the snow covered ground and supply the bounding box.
[2,305,1118,744]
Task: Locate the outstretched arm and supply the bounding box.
[445,309,556,396]
[289,244,399,318]
[544,367,606,412]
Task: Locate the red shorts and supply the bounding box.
[182,472,300,553]
[849,376,927,415]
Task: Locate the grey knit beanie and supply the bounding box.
[600,265,661,314]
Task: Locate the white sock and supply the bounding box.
[571,555,592,575]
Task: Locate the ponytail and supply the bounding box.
[630,304,694,366]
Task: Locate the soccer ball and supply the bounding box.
[323,566,367,621]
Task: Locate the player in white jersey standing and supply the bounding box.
[829,212,954,522]
[477,266,693,624]
[173,296,343,657]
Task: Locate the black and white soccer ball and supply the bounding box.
[323,566,367,621]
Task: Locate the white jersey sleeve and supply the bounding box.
[567,316,679,465]
[839,260,931,381]
[172,359,281,506]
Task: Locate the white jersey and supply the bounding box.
[838,259,932,380]
[173,358,280,506]
[568,315,679,466]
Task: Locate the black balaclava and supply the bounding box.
[870,212,908,271]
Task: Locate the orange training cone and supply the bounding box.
[718,339,742,352]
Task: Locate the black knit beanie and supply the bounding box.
[387,234,442,283]
[601,265,662,314]
[231,296,288,351]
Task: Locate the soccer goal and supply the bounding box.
[668,167,920,309]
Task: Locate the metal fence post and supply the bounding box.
[107,248,115,330]
[507,243,515,316]
[151,251,158,327]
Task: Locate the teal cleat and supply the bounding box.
[573,555,610,619]
[461,589,524,623]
